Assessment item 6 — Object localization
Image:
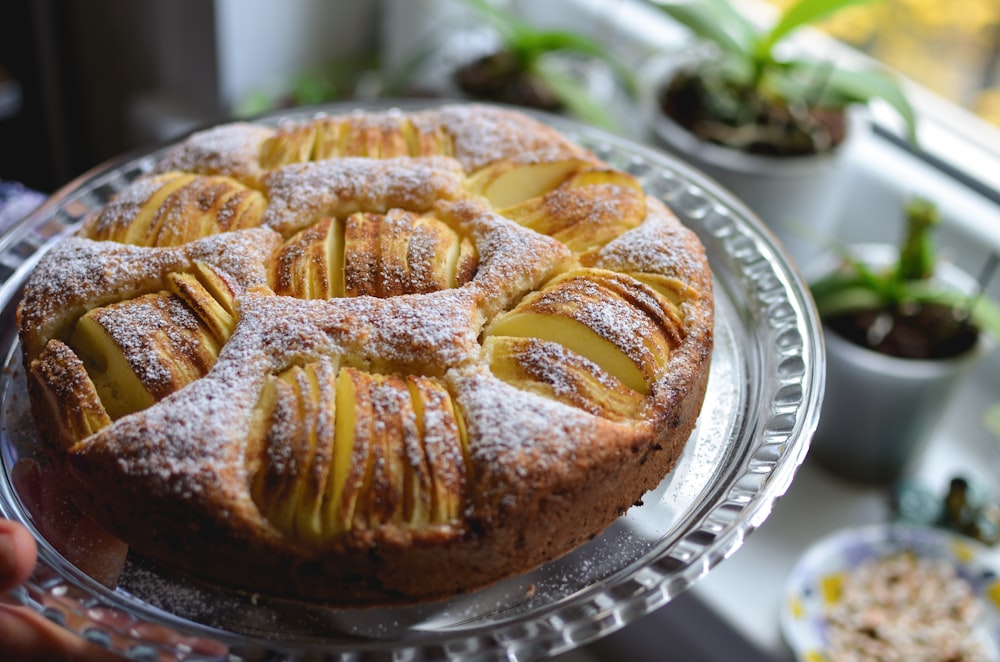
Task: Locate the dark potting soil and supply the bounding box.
[658,70,847,157]
[453,52,562,112]
[825,303,979,360]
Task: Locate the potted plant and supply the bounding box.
[646,0,918,263]
[234,54,379,117]
[808,197,1000,484]
[382,0,638,134]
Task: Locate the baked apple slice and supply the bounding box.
[69,293,218,419]
[400,118,454,159]
[406,375,467,524]
[84,171,265,247]
[267,208,479,300]
[406,212,476,291]
[167,261,239,344]
[28,339,113,449]
[378,210,478,295]
[485,268,686,396]
[259,123,317,169]
[249,359,338,545]
[249,365,468,542]
[262,115,456,167]
[467,158,595,208]
[341,211,477,298]
[249,359,359,543]
[626,271,703,307]
[29,262,237,445]
[344,116,410,158]
[498,169,647,253]
[327,366,373,536]
[64,264,238,420]
[484,335,645,421]
[270,217,346,299]
[341,370,467,530]
[361,374,414,526]
[342,212,382,298]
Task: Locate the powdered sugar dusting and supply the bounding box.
[156,123,275,187]
[446,200,570,317]
[451,366,616,485]
[91,294,206,396]
[594,197,709,284]
[19,229,280,360]
[263,157,465,237]
[429,105,589,172]
[16,103,715,604]
[86,176,167,237]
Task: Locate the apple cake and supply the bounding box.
[17,104,714,605]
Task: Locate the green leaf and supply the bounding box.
[762,59,837,104]
[809,249,897,316]
[758,0,881,58]
[827,66,917,145]
[461,0,637,98]
[783,60,918,145]
[533,62,620,131]
[970,296,1000,340]
[522,30,639,97]
[901,282,1000,341]
[812,268,1000,341]
[809,270,863,301]
[650,0,757,57]
[810,194,1000,343]
[291,72,338,106]
[464,0,526,45]
[234,90,276,118]
[898,197,939,280]
[810,281,884,319]
[848,256,894,298]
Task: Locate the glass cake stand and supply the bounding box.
[0,102,824,661]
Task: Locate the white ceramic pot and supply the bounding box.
[643,58,862,267]
[808,245,990,484]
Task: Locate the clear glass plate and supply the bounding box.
[0,102,824,661]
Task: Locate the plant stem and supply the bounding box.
[898,196,939,282]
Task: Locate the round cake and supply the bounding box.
[16,104,714,606]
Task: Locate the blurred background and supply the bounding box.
[0,0,378,191]
[4,0,1000,193]
[3,3,1000,660]
[793,0,1000,125]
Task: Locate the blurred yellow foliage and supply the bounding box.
[976,88,1000,127]
[766,0,1000,126]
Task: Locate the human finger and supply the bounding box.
[0,518,38,593]
[0,602,125,661]
[12,458,128,588]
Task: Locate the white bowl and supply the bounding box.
[781,522,1000,661]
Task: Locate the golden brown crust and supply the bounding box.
[17,104,714,605]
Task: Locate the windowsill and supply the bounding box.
[526,0,1000,216]
[519,1,1000,660]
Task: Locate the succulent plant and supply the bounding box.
[809,197,1000,358]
